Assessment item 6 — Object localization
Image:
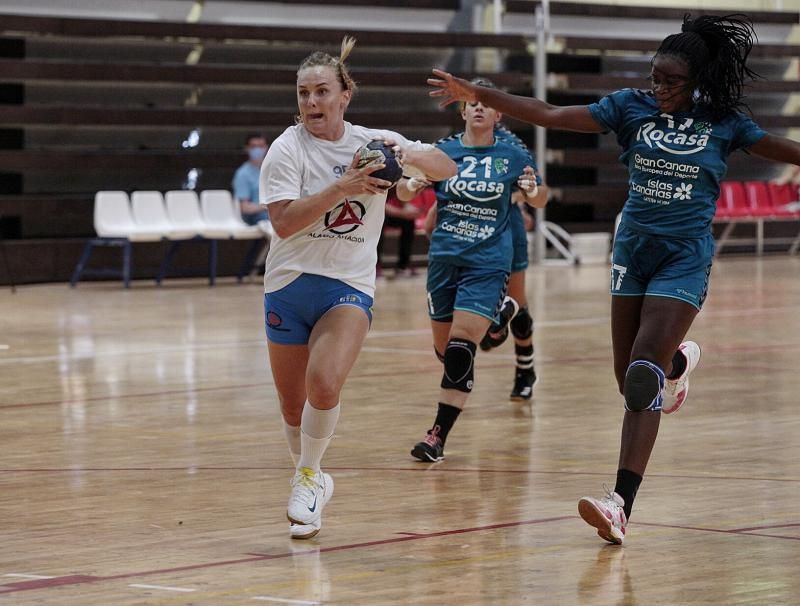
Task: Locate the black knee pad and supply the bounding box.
[510,306,533,340]
[434,347,445,363]
[440,338,476,393]
[624,360,665,412]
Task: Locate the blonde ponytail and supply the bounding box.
[296,36,358,95]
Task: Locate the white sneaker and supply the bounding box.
[578,491,627,545]
[287,468,333,526]
[662,341,701,415]
[290,519,321,540]
[288,471,332,540]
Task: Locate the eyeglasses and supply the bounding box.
[647,74,691,89]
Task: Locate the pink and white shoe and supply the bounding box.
[578,491,627,545]
[662,341,701,415]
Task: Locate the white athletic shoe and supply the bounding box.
[287,468,333,527]
[288,471,332,540]
[578,491,627,545]
[290,519,322,540]
[662,341,701,415]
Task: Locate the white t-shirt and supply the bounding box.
[260,121,421,297]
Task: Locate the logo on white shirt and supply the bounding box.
[324,199,365,235]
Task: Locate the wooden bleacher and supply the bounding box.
[0,1,798,283]
[511,1,798,24]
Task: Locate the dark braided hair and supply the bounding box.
[655,14,759,120]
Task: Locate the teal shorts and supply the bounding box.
[426,261,510,321]
[610,223,713,310]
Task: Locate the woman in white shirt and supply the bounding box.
[260,37,456,539]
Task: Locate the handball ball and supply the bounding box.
[355,140,404,186]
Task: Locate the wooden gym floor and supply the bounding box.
[1,256,799,605]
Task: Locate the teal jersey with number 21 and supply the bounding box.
[429,134,533,271]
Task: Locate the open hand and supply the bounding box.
[427,68,478,108]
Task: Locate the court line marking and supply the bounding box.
[1,465,797,485]
[129,583,196,592]
[727,522,800,532]
[0,515,573,595]
[2,513,799,596]
[3,574,54,579]
[0,575,99,590]
[637,521,800,541]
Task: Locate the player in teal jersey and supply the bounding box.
[408,111,548,402]
[481,124,547,401]
[399,84,547,462]
[429,14,800,543]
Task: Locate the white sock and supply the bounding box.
[298,401,340,472]
[282,420,301,466]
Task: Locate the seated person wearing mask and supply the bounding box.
[233,134,272,233]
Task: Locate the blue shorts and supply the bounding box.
[510,204,529,273]
[264,274,374,345]
[427,261,509,321]
[611,223,713,310]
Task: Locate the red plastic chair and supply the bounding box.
[766,182,800,217]
[718,181,750,217]
[716,181,766,254]
[742,181,773,217]
[715,184,731,218]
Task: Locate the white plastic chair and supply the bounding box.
[157,190,228,286]
[200,190,262,239]
[131,190,193,240]
[165,190,230,239]
[71,191,164,288]
[94,191,164,242]
[201,190,271,281]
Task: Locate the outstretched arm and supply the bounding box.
[749,133,800,166]
[428,69,603,133]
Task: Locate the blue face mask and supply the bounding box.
[248,146,267,162]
